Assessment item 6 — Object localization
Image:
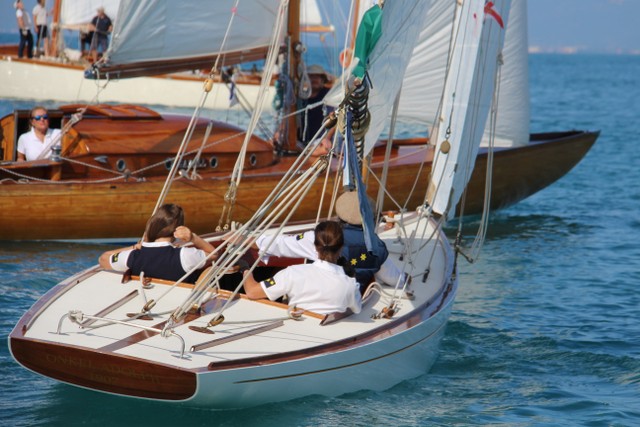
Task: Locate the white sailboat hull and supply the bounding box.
[0,58,274,110]
[190,300,453,407]
[9,214,457,408]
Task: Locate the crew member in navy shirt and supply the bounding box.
[99,204,215,283]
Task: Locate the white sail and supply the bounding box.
[362,1,433,154]
[398,0,528,148]
[335,1,432,155]
[94,0,329,78]
[107,0,281,65]
[484,0,529,147]
[427,0,511,218]
[60,0,121,29]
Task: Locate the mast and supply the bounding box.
[285,0,301,153]
[50,0,63,58]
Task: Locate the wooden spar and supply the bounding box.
[286,0,301,153]
[351,1,361,49]
[50,0,62,57]
[92,48,270,80]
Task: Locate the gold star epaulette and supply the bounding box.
[295,233,305,241]
[263,277,277,288]
[350,253,367,266]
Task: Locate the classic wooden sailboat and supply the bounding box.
[0,103,596,240]
[0,0,597,241]
[10,0,511,407]
[0,0,332,109]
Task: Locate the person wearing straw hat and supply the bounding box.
[254,191,404,291]
[297,64,335,151]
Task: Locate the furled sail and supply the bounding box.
[427,0,511,218]
[90,0,329,79]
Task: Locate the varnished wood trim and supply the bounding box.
[191,320,284,352]
[10,338,196,400]
[81,290,139,327]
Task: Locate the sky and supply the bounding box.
[1,0,639,54]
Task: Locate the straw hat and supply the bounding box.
[335,191,364,225]
[307,64,327,76]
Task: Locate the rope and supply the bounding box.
[220,1,289,228]
[168,156,329,327]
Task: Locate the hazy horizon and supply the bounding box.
[1,0,638,55]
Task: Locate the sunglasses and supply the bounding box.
[32,114,49,121]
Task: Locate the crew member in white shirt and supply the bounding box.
[243,220,362,315]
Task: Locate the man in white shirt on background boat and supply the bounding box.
[16,106,62,162]
[32,0,49,57]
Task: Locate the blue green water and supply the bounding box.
[1,54,639,426]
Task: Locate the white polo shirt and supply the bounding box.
[256,230,403,286]
[256,230,316,261]
[261,259,362,315]
[17,128,62,161]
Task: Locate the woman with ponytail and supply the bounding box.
[243,221,362,315]
[99,204,215,283]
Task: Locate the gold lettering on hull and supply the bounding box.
[44,353,163,384]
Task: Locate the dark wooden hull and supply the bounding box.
[461,130,600,215]
[0,129,598,240]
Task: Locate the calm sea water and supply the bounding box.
[1,53,640,426]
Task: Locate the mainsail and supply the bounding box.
[59,0,120,30]
[92,0,329,79]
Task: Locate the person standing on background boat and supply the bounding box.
[89,6,113,63]
[243,221,362,315]
[99,204,216,284]
[14,0,33,59]
[16,106,61,162]
[32,0,49,57]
